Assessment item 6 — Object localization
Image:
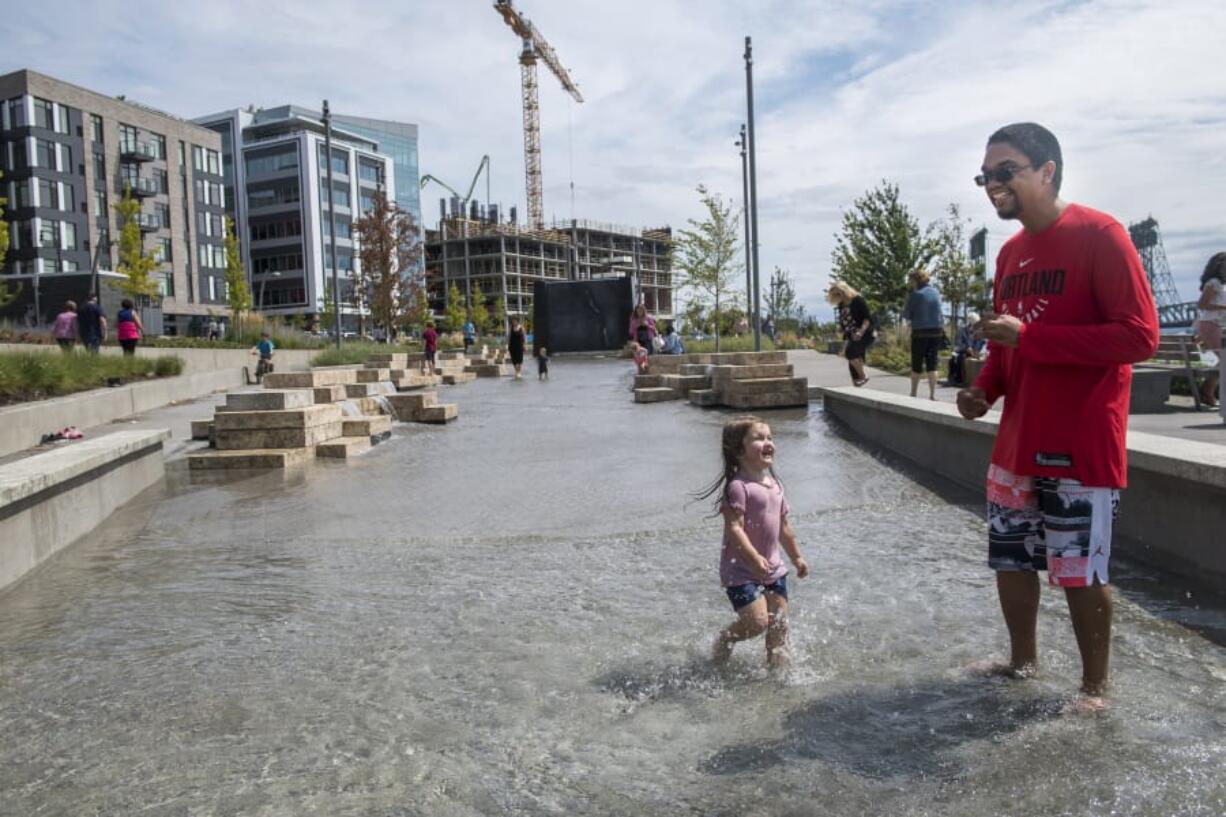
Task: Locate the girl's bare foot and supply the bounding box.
[1062,693,1109,716]
[964,658,1037,679]
[712,635,733,666]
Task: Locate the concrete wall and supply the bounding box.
[0,429,169,592]
[821,387,1226,584]
[0,343,317,375]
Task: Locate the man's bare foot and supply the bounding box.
[712,635,733,666]
[1062,693,1109,716]
[964,658,1037,680]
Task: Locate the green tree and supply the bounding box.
[490,295,507,336]
[830,181,936,321]
[445,282,466,331]
[318,288,337,334]
[930,204,982,336]
[0,170,17,309]
[674,185,741,352]
[353,191,422,342]
[111,186,161,304]
[680,298,709,335]
[405,286,431,332]
[470,281,490,335]
[764,266,800,330]
[223,217,251,339]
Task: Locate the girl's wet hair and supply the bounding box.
[693,415,776,515]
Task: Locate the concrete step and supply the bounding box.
[313,384,348,404]
[635,387,682,403]
[711,363,794,383]
[188,447,313,470]
[342,415,393,440]
[385,392,438,420]
[214,421,343,451]
[190,420,214,441]
[723,378,809,409]
[355,368,391,383]
[442,372,477,385]
[214,403,343,431]
[679,363,711,376]
[263,370,356,389]
[393,373,442,390]
[344,383,383,398]
[226,389,315,411]
[722,376,806,395]
[661,373,711,394]
[465,364,506,377]
[417,404,458,423]
[634,374,665,388]
[316,436,372,458]
[688,389,721,407]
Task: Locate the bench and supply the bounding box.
[1144,334,1213,411]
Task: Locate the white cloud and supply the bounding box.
[3,0,1222,319]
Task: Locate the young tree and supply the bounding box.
[674,185,741,352]
[764,266,800,329]
[318,288,337,335]
[830,181,936,321]
[930,203,982,336]
[223,217,251,339]
[490,295,507,337]
[470,281,490,335]
[679,298,709,336]
[111,186,161,304]
[445,282,466,332]
[353,191,423,342]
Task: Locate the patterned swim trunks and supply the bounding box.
[986,464,1119,588]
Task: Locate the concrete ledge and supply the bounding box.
[0,429,170,592]
[821,387,1226,582]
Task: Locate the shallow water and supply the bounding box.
[1,359,1223,816]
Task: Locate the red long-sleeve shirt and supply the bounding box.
[974,203,1159,488]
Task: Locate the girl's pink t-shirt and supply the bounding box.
[720,475,789,587]
[52,312,78,339]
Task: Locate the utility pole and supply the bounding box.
[744,37,762,352]
[737,124,752,329]
[323,100,341,349]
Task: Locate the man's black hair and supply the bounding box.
[987,122,1063,194]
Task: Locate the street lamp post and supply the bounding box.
[258,270,282,312]
[736,124,752,331]
[744,36,762,352]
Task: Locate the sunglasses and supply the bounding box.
[974,163,1032,187]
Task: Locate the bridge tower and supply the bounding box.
[1128,217,1181,307]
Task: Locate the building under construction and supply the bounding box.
[424,205,673,328]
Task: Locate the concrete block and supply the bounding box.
[187,447,312,470]
[214,403,343,431]
[386,392,437,420]
[688,389,721,407]
[355,368,391,383]
[442,372,477,385]
[316,436,373,458]
[342,415,393,438]
[635,387,682,403]
[214,421,343,450]
[679,363,711,376]
[314,385,348,404]
[465,364,506,377]
[393,372,441,390]
[344,383,381,398]
[225,389,315,411]
[262,369,357,389]
[711,363,794,383]
[634,374,664,388]
[365,353,411,368]
[190,420,214,440]
[417,404,458,423]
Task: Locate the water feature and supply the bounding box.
[1,359,1223,815]
[337,399,362,418]
[370,393,396,419]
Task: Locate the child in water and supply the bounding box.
[699,416,809,668]
[536,346,549,380]
[631,341,650,374]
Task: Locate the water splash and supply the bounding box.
[371,394,396,419]
[337,400,362,417]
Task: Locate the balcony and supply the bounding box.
[124,177,159,198]
[136,213,161,233]
[120,140,157,162]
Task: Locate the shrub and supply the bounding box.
[685,334,777,354]
[153,356,183,377]
[0,351,185,405]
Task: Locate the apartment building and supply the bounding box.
[195,106,411,329]
[0,69,227,332]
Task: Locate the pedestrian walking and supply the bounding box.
[422,321,439,375]
[116,299,144,356]
[827,281,874,386]
[463,317,476,354]
[629,304,656,354]
[52,301,79,352]
[507,318,526,380]
[902,269,944,400]
[77,293,107,354]
[957,122,1159,714]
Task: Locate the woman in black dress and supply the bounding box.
[507,318,526,380]
[827,281,875,386]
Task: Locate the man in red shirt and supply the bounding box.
[422,321,439,375]
[957,123,1159,713]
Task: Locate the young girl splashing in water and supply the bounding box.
[697,416,810,668]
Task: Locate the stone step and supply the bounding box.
[465,364,506,377]
[263,370,356,389]
[187,447,313,470]
[226,389,315,411]
[385,392,438,420]
[682,351,788,366]
[313,384,348,404]
[438,350,468,360]
[214,421,343,451]
[661,373,711,393]
[722,376,807,396]
[393,372,442,390]
[722,378,809,409]
[417,404,458,423]
[688,389,721,407]
[355,368,391,383]
[190,420,214,441]
[315,436,372,458]
[634,374,664,388]
[342,415,393,440]
[214,403,343,431]
[344,382,384,398]
[634,387,682,403]
[711,363,794,382]
[442,372,477,385]
[679,363,711,376]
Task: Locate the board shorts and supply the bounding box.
[986,464,1118,588]
[910,331,942,373]
[725,574,788,611]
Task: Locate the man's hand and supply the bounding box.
[793,557,810,579]
[978,312,1023,347]
[957,386,990,420]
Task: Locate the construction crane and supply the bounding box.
[494,0,583,230]
[420,155,491,220]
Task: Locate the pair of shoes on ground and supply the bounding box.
[40,426,84,444]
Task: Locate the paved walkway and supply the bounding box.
[789,350,1226,448]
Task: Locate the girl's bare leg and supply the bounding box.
[713,596,769,664]
[765,592,790,668]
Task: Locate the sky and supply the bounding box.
[4,0,1223,320]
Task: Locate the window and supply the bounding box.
[61,145,72,173]
[320,182,350,208]
[36,178,58,209]
[90,114,104,143]
[39,219,58,247]
[6,97,27,128]
[252,251,303,275]
[359,190,376,213]
[58,105,70,134]
[358,158,382,184]
[154,168,168,193]
[210,182,223,207]
[94,190,108,218]
[206,149,220,175]
[62,184,75,212]
[34,138,56,169]
[247,183,299,209]
[92,151,105,184]
[12,179,31,209]
[149,133,166,160]
[158,271,174,297]
[194,178,204,203]
[193,145,204,172]
[11,140,27,170]
[62,258,80,272]
[208,276,216,300]
[63,222,77,251]
[33,98,55,130]
[119,123,138,151]
[156,237,172,263]
[156,203,171,227]
[120,163,139,189]
[244,148,298,176]
[317,144,348,175]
